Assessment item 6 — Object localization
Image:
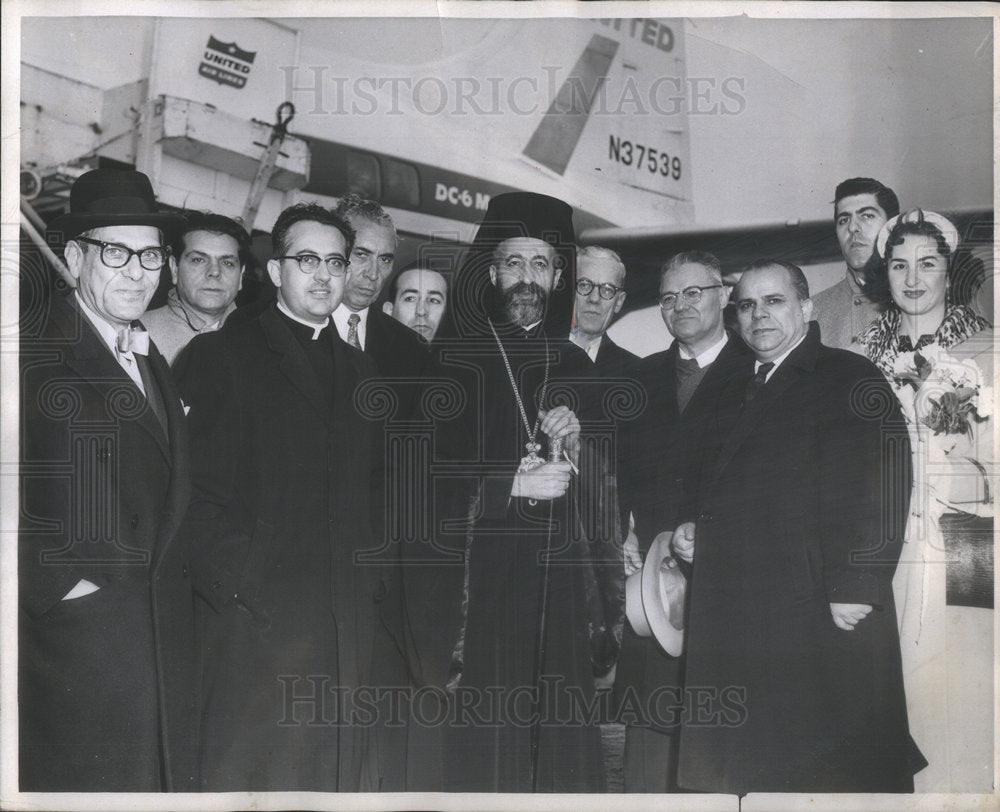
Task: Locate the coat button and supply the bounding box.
[130,513,140,528]
[698,511,713,522]
[182,564,190,577]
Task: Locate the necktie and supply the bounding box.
[676,356,700,375]
[744,361,774,406]
[675,356,703,413]
[116,326,150,355]
[346,313,361,349]
[113,326,148,393]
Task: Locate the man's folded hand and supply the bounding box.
[829,602,873,631]
[511,460,572,500]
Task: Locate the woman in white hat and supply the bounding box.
[859,209,993,792]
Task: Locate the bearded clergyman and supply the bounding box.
[396,193,623,793]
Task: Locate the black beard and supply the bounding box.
[495,281,547,327]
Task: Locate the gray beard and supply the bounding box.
[499,281,547,327]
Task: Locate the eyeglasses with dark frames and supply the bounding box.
[659,284,723,310]
[274,254,350,276]
[74,237,169,271]
[576,278,624,300]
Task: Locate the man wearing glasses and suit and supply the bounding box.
[20,169,196,791]
[616,250,750,792]
[175,203,394,791]
[568,246,639,379]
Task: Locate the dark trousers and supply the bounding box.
[624,725,681,793]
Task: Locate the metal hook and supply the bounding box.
[274,102,295,136]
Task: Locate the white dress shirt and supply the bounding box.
[332,304,368,349]
[756,333,808,381]
[568,331,603,362]
[75,293,144,394]
[677,332,729,368]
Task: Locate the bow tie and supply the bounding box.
[116,326,150,356]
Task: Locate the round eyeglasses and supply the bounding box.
[74,236,169,271]
[576,278,623,300]
[658,284,723,310]
[274,254,350,276]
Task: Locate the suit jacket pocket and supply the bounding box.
[43,580,107,619]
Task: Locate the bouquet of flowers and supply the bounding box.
[891,344,992,439]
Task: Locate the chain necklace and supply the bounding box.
[488,319,550,472]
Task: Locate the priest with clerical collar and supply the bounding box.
[174,202,398,792]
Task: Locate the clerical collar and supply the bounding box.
[277,300,329,339]
[75,292,129,355]
[677,332,728,368]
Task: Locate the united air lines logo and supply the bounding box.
[198,36,257,89]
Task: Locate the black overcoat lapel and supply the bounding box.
[58,298,170,460]
[260,308,331,425]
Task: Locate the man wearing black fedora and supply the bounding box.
[399,192,620,792]
[19,169,197,790]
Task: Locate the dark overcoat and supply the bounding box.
[400,324,614,792]
[19,291,196,791]
[363,307,430,381]
[347,306,429,791]
[677,325,916,793]
[174,306,391,792]
[615,336,749,730]
[592,334,641,379]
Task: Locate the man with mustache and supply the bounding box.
[400,193,617,793]
[175,203,396,791]
[812,177,899,354]
[332,194,429,373]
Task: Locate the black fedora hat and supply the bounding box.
[47,169,186,245]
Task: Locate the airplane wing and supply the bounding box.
[579,207,993,313]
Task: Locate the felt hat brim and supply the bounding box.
[47,211,188,247]
[625,530,686,656]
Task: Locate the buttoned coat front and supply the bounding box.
[175,306,390,792]
[19,291,196,791]
[615,336,749,730]
[677,326,917,793]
